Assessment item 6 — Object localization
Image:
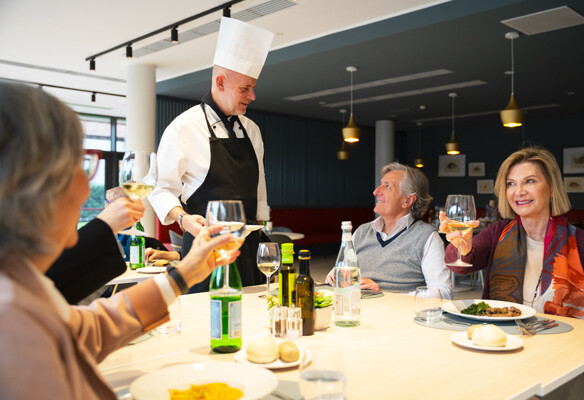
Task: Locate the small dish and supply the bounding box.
[451,331,523,352]
[234,345,310,369]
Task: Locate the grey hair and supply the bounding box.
[381,162,433,218]
[0,82,84,259]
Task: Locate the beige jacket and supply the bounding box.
[0,258,169,399]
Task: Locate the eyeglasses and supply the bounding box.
[82,149,102,180]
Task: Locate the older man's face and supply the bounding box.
[373,170,410,219]
[218,70,257,116]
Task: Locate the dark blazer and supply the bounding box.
[46,218,126,304]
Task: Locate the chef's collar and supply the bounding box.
[201,91,238,139]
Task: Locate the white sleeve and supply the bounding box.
[420,231,453,300]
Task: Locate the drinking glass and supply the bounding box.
[414,286,443,322]
[299,345,346,400]
[444,194,476,267]
[256,242,280,298]
[206,200,246,268]
[152,296,182,336]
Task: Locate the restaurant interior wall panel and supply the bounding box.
[404,113,584,214]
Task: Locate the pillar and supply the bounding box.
[375,120,395,185]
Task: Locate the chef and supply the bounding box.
[149,17,274,292]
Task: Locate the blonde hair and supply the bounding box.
[494,147,570,219]
[0,83,84,259]
[381,162,433,218]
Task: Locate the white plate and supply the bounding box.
[130,361,277,400]
[451,331,523,352]
[442,299,536,321]
[136,266,167,274]
[234,344,309,369]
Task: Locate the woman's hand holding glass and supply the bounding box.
[439,194,479,267]
[205,200,246,265]
[438,211,480,256]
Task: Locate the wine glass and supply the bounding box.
[257,242,280,298]
[444,194,476,267]
[206,200,246,270]
[119,151,157,235]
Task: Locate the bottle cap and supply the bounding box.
[281,243,294,253]
[341,221,352,229]
[299,249,310,259]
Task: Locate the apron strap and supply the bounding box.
[200,104,218,139]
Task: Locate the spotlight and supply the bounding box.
[171,27,179,43]
[89,58,96,71]
[223,7,231,17]
[91,92,96,102]
[126,44,133,59]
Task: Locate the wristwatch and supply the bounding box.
[177,212,188,231]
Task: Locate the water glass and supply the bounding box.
[152,296,182,336]
[414,286,443,322]
[299,345,346,400]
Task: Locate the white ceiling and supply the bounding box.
[0,0,447,117]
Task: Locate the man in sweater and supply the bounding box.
[327,162,453,300]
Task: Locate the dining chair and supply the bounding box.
[169,230,183,253]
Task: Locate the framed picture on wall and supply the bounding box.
[564,177,584,193]
[468,162,485,177]
[477,179,494,194]
[563,147,584,174]
[438,154,466,177]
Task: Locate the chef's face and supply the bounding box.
[220,70,257,116]
[373,170,412,219]
[506,161,551,220]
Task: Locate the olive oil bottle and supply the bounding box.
[296,249,315,336]
[278,243,296,306]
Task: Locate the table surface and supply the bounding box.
[99,285,584,400]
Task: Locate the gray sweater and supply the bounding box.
[354,219,436,293]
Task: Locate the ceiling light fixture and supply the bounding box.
[414,122,424,168]
[91,92,96,102]
[337,109,349,160]
[445,92,460,155]
[89,58,96,71]
[342,66,360,143]
[126,44,133,59]
[171,27,179,43]
[500,32,523,128]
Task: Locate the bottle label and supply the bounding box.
[342,232,352,242]
[334,293,344,316]
[130,246,140,264]
[228,300,242,339]
[210,299,222,339]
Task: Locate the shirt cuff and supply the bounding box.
[154,274,178,306]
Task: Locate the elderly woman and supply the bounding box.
[441,147,584,318]
[0,83,239,398]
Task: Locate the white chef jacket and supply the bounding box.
[149,103,269,225]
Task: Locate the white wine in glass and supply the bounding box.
[444,194,476,267]
[119,151,157,200]
[256,242,280,298]
[206,200,246,266]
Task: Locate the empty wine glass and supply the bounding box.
[257,242,280,298]
[444,194,476,267]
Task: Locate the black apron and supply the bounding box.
[182,103,265,293]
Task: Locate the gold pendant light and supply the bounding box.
[500,32,524,128]
[337,109,349,160]
[342,66,360,143]
[445,92,460,155]
[414,122,424,168]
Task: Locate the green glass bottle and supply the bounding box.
[129,221,145,269]
[210,262,242,353]
[296,249,315,336]
[278,243,296,306]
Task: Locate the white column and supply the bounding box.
[375,120,395,184]
[127,63,157,236]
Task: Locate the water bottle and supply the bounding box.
[209,262,242,353]
[129,221,145,269]
[333,221,361,327]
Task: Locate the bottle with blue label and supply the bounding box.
[210,262,242,353]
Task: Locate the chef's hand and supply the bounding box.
[361,278,380,292]
[97,198,145,234]
[438,211,479,256]
[182,214,207,237]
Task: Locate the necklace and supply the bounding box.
[525,271,543,306]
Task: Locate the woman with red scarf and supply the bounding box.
[441,147,584,319]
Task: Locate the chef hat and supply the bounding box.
[213,17,275,79]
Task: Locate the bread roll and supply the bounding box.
[246,336,279,364]
[471,324,507,347]
[466,324,482,340]
[279,341,300,362]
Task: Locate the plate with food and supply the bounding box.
[442,299,536,321]
[130,361,277,400]
[452,324,523,352]
[235,336,308,369]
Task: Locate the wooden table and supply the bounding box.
[99,285,584,399]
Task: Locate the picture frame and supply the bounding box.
[563,147,584,174]
[468,162,485,177]
[477,179,494,194]
[564,177,584,193]
[438,154,466,177]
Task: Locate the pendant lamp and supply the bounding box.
[337,109,349,160]
[445,92,460,155]
[500,32,523,128]
[342,66,360,143]
[414,122,424,168]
